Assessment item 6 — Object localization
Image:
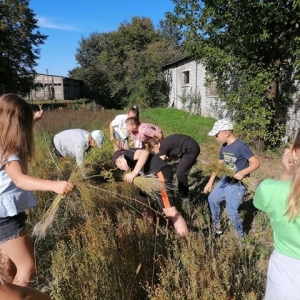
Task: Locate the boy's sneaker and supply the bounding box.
[213,225,223,235]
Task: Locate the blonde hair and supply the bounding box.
[286,130,300,220]
[0,93,35,172]
[0,269,7,285]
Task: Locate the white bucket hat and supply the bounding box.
[91,130,104,148]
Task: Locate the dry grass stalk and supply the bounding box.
[133,175,166,200]
[199,158,259,194]
[33,146,171,239]
[32,149,98,239]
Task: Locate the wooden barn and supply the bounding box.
[164,56,300,137]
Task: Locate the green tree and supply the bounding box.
[71,16,183,109]
[0,0,47,95]
[167,0,300,147]
[70,33,111,106]
[157,18,183,49]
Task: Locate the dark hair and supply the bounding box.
[112,149,126,165]
[125,117,140,126]
[128,105,139,121]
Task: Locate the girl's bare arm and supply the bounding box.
[4,161,73,195]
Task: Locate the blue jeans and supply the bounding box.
[208,177,246,238]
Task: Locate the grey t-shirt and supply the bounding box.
[53,129,89,166]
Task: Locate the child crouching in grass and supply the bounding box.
[113,148,188,237]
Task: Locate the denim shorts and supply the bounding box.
[0,212,27,244]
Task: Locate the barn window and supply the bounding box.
[183,71,190,85]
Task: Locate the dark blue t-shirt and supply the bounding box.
[218,139,254,173]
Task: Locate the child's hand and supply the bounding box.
[234,171,245,181]
[52,181,74,196]
[33,110,43,121]
[203,183,212,193]
[124,172,137,183]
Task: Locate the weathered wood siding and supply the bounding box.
[165,57,218,117]
[165,58,300,138]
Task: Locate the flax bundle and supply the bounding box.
[32,149,99,239]
[199,158,259,194]
[133,174,166,201]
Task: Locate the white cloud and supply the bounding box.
[37,17,76,31]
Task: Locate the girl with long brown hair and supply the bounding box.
[254,130,300,299]
[0,94,73,288]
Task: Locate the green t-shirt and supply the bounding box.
[254,178,300,259]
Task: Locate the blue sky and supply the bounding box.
[29,0,175,77]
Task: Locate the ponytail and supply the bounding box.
[128,105,139,121]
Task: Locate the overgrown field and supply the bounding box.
[29,107,280,300]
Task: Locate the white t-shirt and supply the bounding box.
[111,114,129,140]
[53,129,89,166]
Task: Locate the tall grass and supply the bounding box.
[26,108,279,299]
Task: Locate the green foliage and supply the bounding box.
[219,71,287,148]
[140,107,215,144]
[167,0,300,147]
[70,17,184,109]
[0,0,47,95]
[179,87,202,114]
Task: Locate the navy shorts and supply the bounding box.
[0,212,27,244]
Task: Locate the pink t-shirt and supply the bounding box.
[130,123,162,148]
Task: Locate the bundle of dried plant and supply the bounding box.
[199,158,259,194]
[32,149,99,239]
[133,174,168,201]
